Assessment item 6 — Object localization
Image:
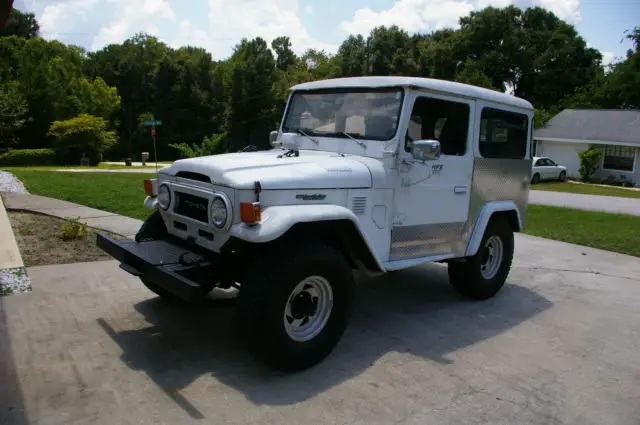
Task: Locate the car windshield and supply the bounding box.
[282,88,403,141]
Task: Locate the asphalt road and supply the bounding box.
[529,190,640,216]
[2,234,639,425]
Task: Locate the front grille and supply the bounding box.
[174,192,209,223]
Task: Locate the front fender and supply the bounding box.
[228,204,385,271]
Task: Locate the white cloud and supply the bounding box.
[340,0,475,36]
[91,0,177,50]
[601,51,615,66]
[339,0,582,37]
[534,0,581,23]
[203,0,337,59]
[39,0,100,40]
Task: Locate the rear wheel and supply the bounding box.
[236,241,355,371]
[448,216,514,300]
[531,173,540,184]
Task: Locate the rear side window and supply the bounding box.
[479,108,529,159]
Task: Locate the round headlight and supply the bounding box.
[211,197,228,228]
[158,184,171,210]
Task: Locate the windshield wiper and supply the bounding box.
[341,132,366,149]
[296,128,319,145]
[322,131,366,149]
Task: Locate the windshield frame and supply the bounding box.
[281,86,406,142]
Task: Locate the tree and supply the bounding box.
[457,6,602,109]
[337,35,366,76]
[225,37,277,151]
[48,114,117,164]
[455,58,495,90]
[0,80,28,148]
[0,8,38,39]
[271,36,297,71]
[0,0,14,30]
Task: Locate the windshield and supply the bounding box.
[282,88,404,141]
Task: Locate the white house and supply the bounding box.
[533,109,640,186]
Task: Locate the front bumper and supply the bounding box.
[96,234,217,303]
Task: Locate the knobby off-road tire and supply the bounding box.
[448,216,514,300]
[236,241,355,372]
[134,211,214,301]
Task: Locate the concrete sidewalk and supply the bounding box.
[529,190,640,216]
[1,192,143,239]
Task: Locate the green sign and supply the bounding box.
[143,120,162,126]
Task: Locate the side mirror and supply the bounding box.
[412,139,441,161]
[269,130,281,147]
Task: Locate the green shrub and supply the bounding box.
[48,114,117,165]
[0,148,57,166]
[58,217,86,241]
[578,147,602,182]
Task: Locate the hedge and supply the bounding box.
[0,148,58,166]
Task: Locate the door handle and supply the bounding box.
[454,186,468,194]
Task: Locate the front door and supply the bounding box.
[390,92,474,261]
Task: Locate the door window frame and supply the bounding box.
[398,90,475,160]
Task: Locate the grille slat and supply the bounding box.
[351,197,367,215]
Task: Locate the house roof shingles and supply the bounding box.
[533,109,640,146]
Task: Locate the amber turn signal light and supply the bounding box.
[240,202,261,224]
[143,179,153,195]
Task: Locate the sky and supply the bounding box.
[13,0,640,66]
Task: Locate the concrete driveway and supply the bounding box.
[2,234,639,425]
[530,190,640,216]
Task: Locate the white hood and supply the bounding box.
[162,149,373,190]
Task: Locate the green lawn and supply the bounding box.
[531,181,640,199]
[10,170,154,220]
[1,163,168,172]
[7,170,640,257]
[523,205,640,257]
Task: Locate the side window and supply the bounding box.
[479,108,529,159]
[404,96,470,156]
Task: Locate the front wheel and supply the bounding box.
[236,241,355,371]
[558,171,566,181]
[448,216,514,300]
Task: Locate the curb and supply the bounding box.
[0,196,31,297]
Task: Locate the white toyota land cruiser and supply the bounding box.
[98,76,534,371]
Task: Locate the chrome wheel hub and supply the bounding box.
[480,235,504,280]
[284,276,333,342]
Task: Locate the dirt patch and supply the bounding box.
[8,211,125,267]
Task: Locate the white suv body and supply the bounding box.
[98,76,534,371]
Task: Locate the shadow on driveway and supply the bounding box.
[97,263,552,419]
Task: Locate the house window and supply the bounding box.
[602,145,635,172]
[479,108,529,159]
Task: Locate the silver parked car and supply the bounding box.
[531,156,567,184]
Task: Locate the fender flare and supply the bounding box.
[465,201,523,257]
[228,204,385,272]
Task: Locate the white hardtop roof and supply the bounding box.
[291,76,534,110]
